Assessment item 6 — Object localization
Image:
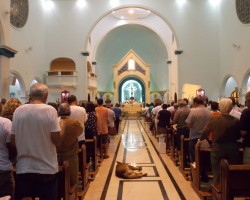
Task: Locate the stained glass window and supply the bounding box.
[236,0,250,24]
[10,0,29,29]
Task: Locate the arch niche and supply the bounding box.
[114,49,150,104]
[119,77,145,104]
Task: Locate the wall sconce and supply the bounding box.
[61,90,70,103]
[196,88,205,98]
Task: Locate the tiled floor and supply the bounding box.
[84,119,200,200]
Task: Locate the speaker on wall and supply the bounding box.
[81,51,89,56]
[175,50,183,55]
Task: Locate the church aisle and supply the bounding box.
[84,119,200,200]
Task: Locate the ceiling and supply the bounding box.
[89,7,176,59]
[111,7,151,20]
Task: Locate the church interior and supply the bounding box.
[1,0,250,199]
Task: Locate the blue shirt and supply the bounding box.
[113,107,122,118]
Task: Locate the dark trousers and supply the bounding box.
[211,143,240,183]
[175,127,189,150]
[115,117,120,133]
[0,170,14,199]
[189,138,199,163]
[15,173,57,200]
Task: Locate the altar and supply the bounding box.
[121,102,143,118]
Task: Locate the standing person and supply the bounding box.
[185,97,211,163]
[210,101,220,116]
[229,97,242,119]
[171,103,179,121]
[1,98,6,106]
[95,98,109,159]
[112,103,122,133]
[1,98,22,121]
[106,103,116,136]
[11,83,62,200]
[240,91,250,164]
[147,103,154,122]
[57,103,83,186]
[67,95,87,148]
[173,100,190,150]
[209,101,221,141]
[85,102,98,139]
[200,98,241,183]
[152,99,162,132]
[0,104,15,199]
[157,104,171,135]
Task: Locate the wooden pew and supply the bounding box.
[58,160,77,200]
[78,144,90,199]
[178,135,190,180]
[13,161,77,200]
[169,126,179,165]
[160,126,172,156]
[190,141,212,199]
[85,136,99,180]
[211,159,250,200]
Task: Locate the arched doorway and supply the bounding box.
[119,77,145,104]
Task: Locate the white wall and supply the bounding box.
[219,0,250,102]
[9,1,46,100]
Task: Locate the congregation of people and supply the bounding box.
[0,83,121,200]
[142,93,250,185]
[1,83,250,199]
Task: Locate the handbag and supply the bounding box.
[108,126,117,136]
[157,127,168,134]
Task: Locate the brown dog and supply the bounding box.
[115,161,147,179]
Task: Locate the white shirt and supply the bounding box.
[70,105,87,141]
[12,104,61,174]
[167,106,175,113]
[107,108,115,127]
[0,117,12,171]
[152,105,162,130]
[230,108,241,120]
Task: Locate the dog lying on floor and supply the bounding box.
[115,161,147,179]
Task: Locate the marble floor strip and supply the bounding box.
[84,119,200,200]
